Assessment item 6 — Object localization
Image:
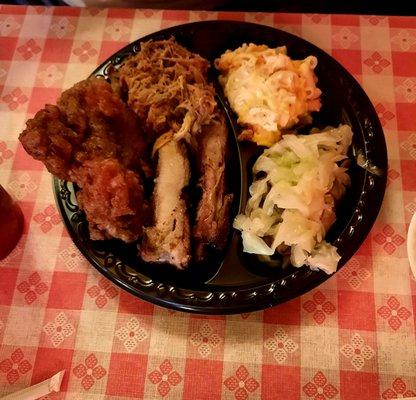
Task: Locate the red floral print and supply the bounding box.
[375,103,395,126]
[387,169,400,186]
[0,349,32,384]
[16,39,41,60]
[0,141,13,164]
[115,317,148,353]
[72,42,97,62]
[373,225,405,254]
[224,365,259,400]
[43,312,75,348]
[264,327,298,364]
[303,371,338,400]
[303,291,336,324]
[382,378,416,399]
[396,78,416,103]
[1,88,28,111]
[332,27,359,49]
[401,133,416,160]
[377,296,412,330]
[148,360,182,397]
[49,17,75,39]
[87,277,118,308]
[190,322,222,357]
[339,258,371,289]
[17,272,48,304]
[363,16,386,25]
[73,353,106,390]
[340,333,375,371]
[0,16,21,36]
[308,14,324,23]
[391,30,416,52]
[8,172,37,200]
[364,52,390,73]
[33,205,61,233]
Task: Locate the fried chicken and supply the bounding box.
[19,77,147,242]
[74,158,144,242]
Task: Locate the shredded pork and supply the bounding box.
[117,38,233,268]
[118,38,217,153]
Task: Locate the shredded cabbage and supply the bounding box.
[234,125,353,274]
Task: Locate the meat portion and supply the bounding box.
[19,77,146,181]
[140,141,191,268]
[194,114,233,261]
[19,77,147,242]
[74,158,144,242]
[117,38,217,152]
[116,38,234,267]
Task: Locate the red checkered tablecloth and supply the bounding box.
[0,5,415,399]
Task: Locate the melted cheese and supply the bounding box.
[216,44,322,147]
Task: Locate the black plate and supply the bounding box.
[53,21,387,314]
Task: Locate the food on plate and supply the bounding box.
[115,38,217,153]
[113,38,233,267]
[19,38,233,269]
[18,33,352,274]
[73,158,144,242]
[141,141,191,268]
[19,77,147,242]
[234,125,353,274]
[215,43,322,147]
[193,115,233,262]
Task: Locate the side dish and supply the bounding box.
[216,43,352,274]
[233,126,352,274]
[215,43,322,147]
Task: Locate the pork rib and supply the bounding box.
[140,140,191,268]
[194,114,233,261]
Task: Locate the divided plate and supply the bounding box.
[54,21,387,314]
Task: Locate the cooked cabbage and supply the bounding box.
[234,125,353,274]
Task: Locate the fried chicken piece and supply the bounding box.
[74,158,144,242]
[19,77,146,181]
[194,114,233,261]
[140,140,191,268]
[19,77,147,242]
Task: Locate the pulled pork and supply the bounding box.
[117,38,217,153]
[117,38,232,268]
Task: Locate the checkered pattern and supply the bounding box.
[0,5,415,399]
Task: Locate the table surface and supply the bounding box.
[0,5,415,399]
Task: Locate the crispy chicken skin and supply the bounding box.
[194,114,233,261]
[140,141,191,268]
[19,77,146,181]
[74,158,144,242]
[19,77,147,242]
